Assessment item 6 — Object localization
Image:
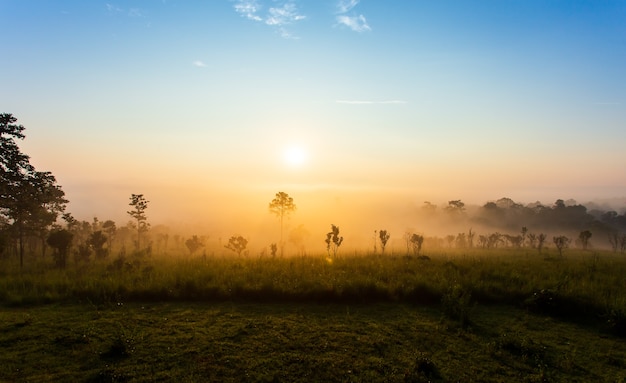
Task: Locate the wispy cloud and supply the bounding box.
[105,3,123,13]
[336,0,359,14]
[234,0,262,21]
[266,2,305,26]
[336,100,407,105]
[106,3,144,17]
[193,60,207,68]
[234,0,305,38]
[335,0,370,32]
[336,14,370,32]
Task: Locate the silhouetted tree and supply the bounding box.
[527,233,537,248]
[127,194,149,251]
[446,200,465,215]
[467,228,475,248]
[88,230,108,259]
[1,114,67,268]
[185,235,204,255]
[410,233,424,256]
[268,192,296,256]
[102,220,116,252]
[553,235,570,256]
[225,235,247,256]
[537,233,547,253]
[578,230,592,250]
[47,229,73,268]
[325,224,343,257]
[379,229,390,254]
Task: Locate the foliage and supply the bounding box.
[185,235,204,255]
[379,229,390,254]
[553,236,570,256]
[410,234,424,256]
[270,243,278,257]
[47,229,73,268]
[268,191,296,256]
[225,235,248,256]
[578,230,592,250]
[88,231,108,259]
[325,224,343,257]
[1,114,68,268]
[127,194,149,250]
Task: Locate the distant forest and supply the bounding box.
[415,198,626,251]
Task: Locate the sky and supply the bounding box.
[1,1,625,246]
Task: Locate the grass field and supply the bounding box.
[1,248,625,382]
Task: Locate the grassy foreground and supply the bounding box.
[1,302,625,382]
[1,249,625,381]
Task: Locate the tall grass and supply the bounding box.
[1,248,625,333]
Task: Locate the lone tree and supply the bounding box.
[268,191,296,256]
[410,233,424,256]
[553,235,570,256]
[379,229,390,255]
[325,224,343,258]
[578,230,592,250]
[127,194,149,251]
[225,235,248,256]
[1,114,67,268]
[185,235,204,255]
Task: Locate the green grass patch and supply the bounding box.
[0,302,624,382]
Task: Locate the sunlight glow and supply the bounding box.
[283,146,307,168]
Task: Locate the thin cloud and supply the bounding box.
[336,14,370,32]
[336,100,407,105]
[105,3,123,13]
[193,60,207,68]
[106,3,144,18]
[266,2,305,26]
[234,0,305,38]
[336,0,359,14]
[234,0,262,21]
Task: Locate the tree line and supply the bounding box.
[2,114,626,269]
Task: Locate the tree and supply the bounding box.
[225,235,247,256]
[89,230,108,259]
[553,235,570,256]
[537,233,547,253]
[1,114,67,268]
[446,200,465,216]
[102,220,117,252]
[127,194,149,251]
[185,235,204,255]
[379,229,390,255]
[47,229,73,268]
[268,192,296,256]
[325,224,343,258]
[410,233,424,256]
[578,230,592,250]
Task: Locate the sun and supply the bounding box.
[283,145,307,168]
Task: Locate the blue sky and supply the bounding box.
[1,0,625,226]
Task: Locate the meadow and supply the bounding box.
[1,248,625,382]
